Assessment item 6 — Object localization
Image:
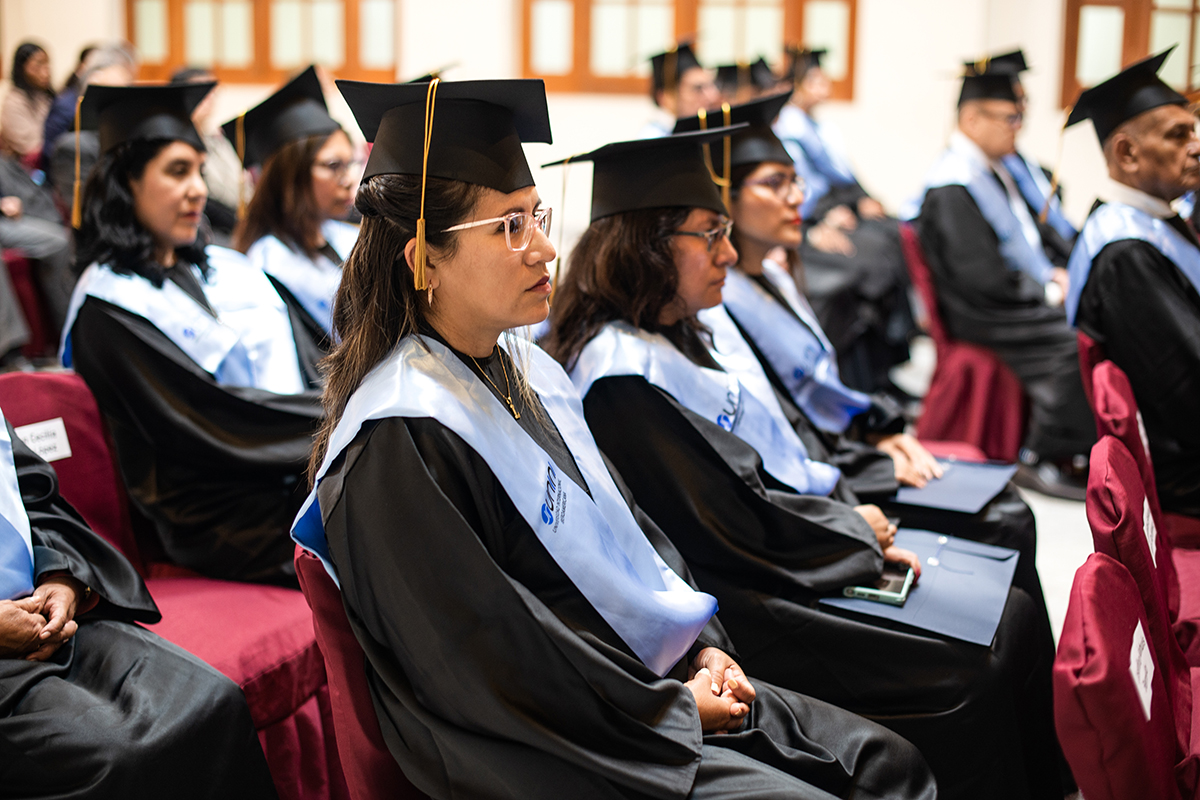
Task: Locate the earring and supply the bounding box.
[427,284,434,306]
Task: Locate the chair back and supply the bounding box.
[294,547,429,800]
[899,222,949,347]
[0,371,144,571]
[1054,552,1188,800]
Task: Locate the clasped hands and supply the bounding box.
[685,647,757,734]
[871,433,944,489]
[855,504,922,580]
[0,576,85,661]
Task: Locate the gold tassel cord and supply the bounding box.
[414,78,440,291]
[71,93,84,229]
[235,112,247,220]
[720,102,732,213]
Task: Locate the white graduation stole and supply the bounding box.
[61,246,306,395]
[570,322,841,497]
[293,335,717,677]
[1066,201,1200,325]
[0,408,34,601]
[249,220,359,336]
[717,262,871,434]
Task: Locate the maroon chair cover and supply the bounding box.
[0,371,349,800]
[295,547,430,800]
[3,250,53,359]
[1076,330,1104,408]
[899,223,1027,462]
[1053,553,1196,800]
[1087,436,1192,744]
[918,439,987,463]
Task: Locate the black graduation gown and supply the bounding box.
[69,296,323,585]
[1075,235,1200,517]
[915,183,1096,459]
[799,191,915,394]
[317,352,936,800]
[0,423,277,799]
[264,275,332,387]
[583,373,1064,800]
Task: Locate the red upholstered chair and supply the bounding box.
[0,371,349,800]
[1076,330,1104,407]
[3,250,54,359]
[1053,553,1200,800]
[295,547,430,800]
[899,223,1027,462]
[918,440,987,463]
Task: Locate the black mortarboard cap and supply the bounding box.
[542,125,747,221]
[80,81,213,154]
[673,90,793,177]
[221,66,340,167]
[786,47,826,82]
[715,57,778,95]
[964,49,1028,76]
[650,43,703,96]
[1066,48,1188,143]
[336,78,551,192]
[958,73,1019,106]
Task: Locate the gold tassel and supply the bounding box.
[414,78,440,291]
[235,112,247,220]
[720,103,732,213]
[71,93,84,229]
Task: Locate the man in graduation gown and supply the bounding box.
[772,48,915,395]
[638,43,721,139]
[0,408,277,798]
[911,66,1095,498]
[1067,48,1200,519]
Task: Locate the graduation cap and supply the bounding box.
[74,81,215,227]
[542,125,747,222]
[963,49,1028,76]
[336,78,552,291]
[957,72,1019,106]
[673,91,794,207]
[715,57,778,96]
[221,66,340,169]
[650,42,703,99]
[1066,47,1187,143]
[785,47,826,82]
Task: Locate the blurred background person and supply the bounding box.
[1,42,55,169]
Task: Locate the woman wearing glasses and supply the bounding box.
[294,79,935,799]
[542,127,1064,800]
[231,66,359,377]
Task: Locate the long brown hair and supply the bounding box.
[309,173,482,479]
[233,132,336,258]
[542,206,719,371]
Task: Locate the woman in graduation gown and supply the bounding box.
[0,405,277,798]
[541,129,1065,800]
[675,93,1053,630]
[61,82,322,585]
[293,77,936,800]
[230,66,359,364]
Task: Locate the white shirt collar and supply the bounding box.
[949,130,992,172]
[1101,179,1176,219]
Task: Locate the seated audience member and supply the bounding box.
[542,130,1066,800]
[230,66,357,361]
[61,83,322,585]
[42,44,103,163]
[170,67,244,241]
[294,76,937,800]
[713,57,779,104]
[772,48,914,395]
[0,261,31,369]
[677,92,1052,626]
[910,65,1095,498]
[1,42,54,166]
[0,405,277,798]
[639,42,721,139]
[47,43,137,209]
[1067,49,1200,519]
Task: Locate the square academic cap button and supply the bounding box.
[673,90,794,174]
[964,49,1029,76]
[650,43,704,95]
[542,125,747,221]
[80,81,213,154]
[1066,48,1188,143]
[221,65,339,167]
[335,78,551,193]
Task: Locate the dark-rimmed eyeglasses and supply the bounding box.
[442,207,553,252]
[671,218,734,252]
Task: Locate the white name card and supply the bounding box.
[14,417,72,463]
[1129,620,1155,722]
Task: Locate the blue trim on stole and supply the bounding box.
[0,409,34,601]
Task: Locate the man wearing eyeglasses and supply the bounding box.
[906,66,1096,500]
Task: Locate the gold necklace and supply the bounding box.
[471,347,521,420]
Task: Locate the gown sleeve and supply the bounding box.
[319,416,706,799]
[69,297,323,583]
[581,375,882,597]
[11,421,159,622]
[1075,239,1200,515]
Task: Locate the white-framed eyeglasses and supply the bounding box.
[442,207,553,252]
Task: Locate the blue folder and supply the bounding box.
[819,528,1018,646]
[891,460,1017,515]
